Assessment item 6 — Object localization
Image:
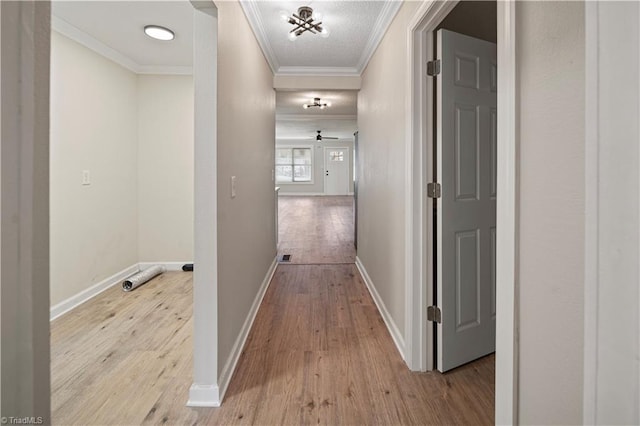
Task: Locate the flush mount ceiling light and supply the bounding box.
[303,97,331,109]
[144,25,175,41]
[280,6,329,41]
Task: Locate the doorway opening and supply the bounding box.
[274,89,358,265]
[406,0,517,421]
[432,1,497,373]
[47,0,219,418]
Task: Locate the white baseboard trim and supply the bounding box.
[139,261,193,272]
[51,261,195,321]
[50,263,139,321]
[278,192,325,196]
[279,193,355,197]
[355,256,406,360]
[187,384,220,407]
[217,256,279,403]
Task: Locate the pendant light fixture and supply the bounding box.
[303,97,331,109]
[280,6,329,40]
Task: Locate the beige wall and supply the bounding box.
[359,3,587,422]
[1,1,51,419]
[517,2,585,423]
[137,75,194,263]
[50,32,138,306]
[216,0,276,376]
[357,0,420,341]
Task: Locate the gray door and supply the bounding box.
[436,29,497,372]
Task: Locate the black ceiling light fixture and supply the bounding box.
[280,6,329,41]
[315,130,338,141]
[303,97,331,109]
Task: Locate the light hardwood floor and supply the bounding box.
[277,196,355,264]
[51,196,494,425]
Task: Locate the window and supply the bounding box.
[276,147,312,183]
[330,151,344,162]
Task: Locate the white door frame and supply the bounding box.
[323,146,350,195]
[189,0,220,407]
[405,1,518,423]
[583,2,640,423]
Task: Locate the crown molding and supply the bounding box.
[137,65,193,75]
[52,15,139,71]
[356,0,403,73]
[239,0,280,74]
[52,15,193,75]
[276,66,360,77]
[277,114,357,122]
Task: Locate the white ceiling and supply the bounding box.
[241,0,401,75]
[50,0,394,140]
[52,1,194,74]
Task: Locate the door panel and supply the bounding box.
[437,29,497,372]
[454,104,479,200]
[455,229,480,332]
[325,147,349,195]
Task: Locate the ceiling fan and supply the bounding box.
[314,130,339,141]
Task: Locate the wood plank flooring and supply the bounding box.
[51,272,194,425]
[277,196,355,264]
[51,267,494,425]
[51,195,494,425]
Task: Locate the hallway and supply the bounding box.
[50,196,494,425]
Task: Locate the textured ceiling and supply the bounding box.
[242,0,402,75]
[254,1,384,70]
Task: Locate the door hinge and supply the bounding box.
[427,182,441,198]
[427,306,442,323]
[427,59,441,76]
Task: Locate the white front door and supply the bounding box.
[436,29,497,372]
[324,147,350,195]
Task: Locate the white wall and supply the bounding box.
[50,32,138,306]
[216,0,276,377]
[50,33,195,308]
[137,75,194,263]
[357,0,420,347]
[516,2,585,423]
[276,139,354,195]
[585,2,640,424]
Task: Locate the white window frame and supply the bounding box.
[275,145,315,184]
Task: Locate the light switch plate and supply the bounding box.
[82,170,91,186]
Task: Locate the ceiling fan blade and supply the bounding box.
[323,136,339,139]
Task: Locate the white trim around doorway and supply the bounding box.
[404,1,518,424]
